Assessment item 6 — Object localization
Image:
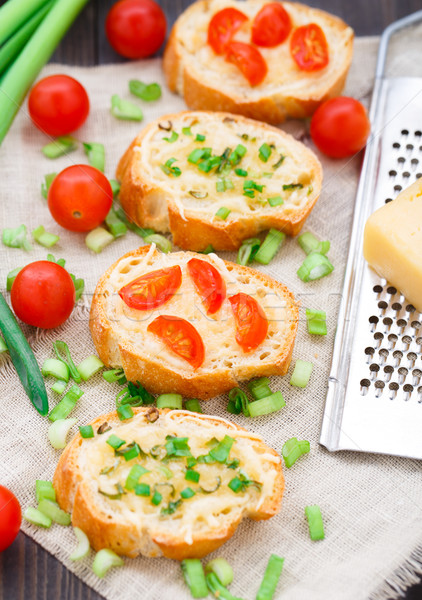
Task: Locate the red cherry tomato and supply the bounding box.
[251,3,292,47]
[105,0,166,59]
[225,41,268,86]
[119,266,182,311]
[229,292,268,352]
[310,97,371,158]
[28,75,89,137]
[48,165,112,232]
[208,7,248,55]
[11,261,75,329]
[290,23,329,71]
[187,258,226,315]
[0,485,21,552]
[147,315,205,369]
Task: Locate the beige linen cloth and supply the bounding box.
[1,37,421,600]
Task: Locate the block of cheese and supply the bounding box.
[363,178,422,312]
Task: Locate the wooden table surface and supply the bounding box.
[1,1,422,599]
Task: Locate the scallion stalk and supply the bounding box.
[83,142,105,172]
[305,505,325,540]
[215,207,231,220]
[206,572,244,600]
[184,398,203,413]
[23,506,52,528]
[227,388,249,417]
[209,435,235,463]
[306,309,327,335]
[109,179,120,197]
[111,95,143,121]
[297,253,334,282]
[125,464,149,491]
[38,499,71,525]
[237,238,261,265]
[103,368,127,384]
[105,208,127,238]
[92,549,124,578]
[51,380,67,395]
[48,417,77,449]
[254,229,285,265]
[297,232,330,256]
[79,424,94,439]
[41,358,70,382]
[116,404,133,421]
[6,266,21,291]
[42,136,78,158]
[0,0,51,45]
[129,80,161,101]
[69,527,90,560]
[156,393,183,410]
[256,554,284,600]
[32,225,59,248]
[76,355,104,381]
[282,437,310,468]
[181,559,209,599]
[290,359,313,387]
[0,335,7,353]
[2,224,32,250]
[248,377,272,400]
[143,233,172,253]
[53,341,81,383]
[248,391,285,417]
[35,480,56,503]
[41,172,57,199]
[48,384,83,422]
[205,558,234,587]
[85,227,114,253]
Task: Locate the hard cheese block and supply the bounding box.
[363,178,422,312]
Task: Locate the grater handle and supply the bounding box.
[375,10,422,79]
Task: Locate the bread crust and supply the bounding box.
[89,246,299,399]
[163,0,354,124]
[53,408,284,560]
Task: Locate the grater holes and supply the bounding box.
[412,369,422,385]
[397,156,406,164]
[392,302,402,312]
[393,185,402,192]
[393,350,403,366]
[415,131,422,137]
[387,286,397,295]
[384,365,394,382]
[393,142,401,148]
[406,304,416,313]
[373,285,383,294]
[398,367,408,383]
[375,380,385,397]
[385,198,393,204]
[389,169,397,177]
[401,129,409,136]
[406,143,414,151]
[360,379,370,395]
[402,171,411,179]
[388,333,398,349]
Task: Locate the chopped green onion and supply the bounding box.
[51,380,67,394]
[256,554,284,600]
[0,335,7,353]
[6,266,21,291]
[272,155,285,169]
[248,391,285,417]
[185,469,200,483]
[305,505,325,541]
[235,168,248,177]
[254,229,285,265]
[206,572,243,600]
[227,388,249,416]
[42,136,78,159]
[156,393,183,410]
[135,483,150,496]
[195,134,206,142]
[158,464,174,479]
[32,225,59,248]
[69,527,90,561]
[143,233,172,253]
[53,341,81,383]
[42,358,70,382]
[2,224,31,250]
[99,483,125,500]
[48,385,83,422]
[163,130,179,143]
[182,126,192,136]
[205,558,233,587]
[200,244,214,254]
[297,232,330,256]
[83,142,105,172]
[234,144,247,158]
[189,190,208,199]
[215,207,230,220]
[103,368,127,384]
[248,378,272,400]
[290,360,313,387]
[111,94,143,121]
[160,157,181,177]
[117,404,134,421]
[262,172,273,179]
[23,507,51,528]
[306,309,327,335]
[151,490,162,505]
[184,398,202,413]
[36,480,56,503]
[199,476,221,494]
[105,208,127,238]
[228,477,243,493]
[243,179,265,197]
[237,238,261,266]
[106,434,126,450]
[41,173,57,199]
[198,156,221,172]
[181,487,195,499]
[77,355,104,381]
[125,464,150,491]
[283,183,303,191]
[48,417,78,449]
[188,148,211,164]
[181,559,209,599]
[282,437,310,468]
[79,425,94,439]
[38,499,71,526]
[109,179,121,197]
[187,456,197,467]
[92,548,124,578]
[129,79,161,101]
[209,435,235,463]
[267,196,284,207]
[259,143,272,162]
[86,227,114,253]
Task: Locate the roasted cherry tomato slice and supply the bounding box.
[229,292,268,352]
[208,7,248,55]
[290,23,329,71]
[119,266,182,311]
[251,3,292,47]
[147,315,205,369]
[187,258,226,315]
[225,41,268,86]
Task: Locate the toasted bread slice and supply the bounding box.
[163,0,354,124]
[90,245,298,399]
[117,110,322,251]
[53,407,284,560]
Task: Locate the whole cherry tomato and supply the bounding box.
[208,7,248,55]
[119,266,182,310]
[0,485,21,553]
[225,41,268,86]
[148,315,205,369]
[187,258,226,315]
[251,3,292,47]
[290,23,329,71]
[229,292,268,352]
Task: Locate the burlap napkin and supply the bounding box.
[1,37,421,600]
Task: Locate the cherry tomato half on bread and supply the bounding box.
[208,7,248,55]
[147,315,205,369]
[229,293,268,352]
[187,258,226,315]
[290,23,329,71]
[48,165,112,232]
[0,485,21,552]
[105,0,166,59]
[119,266,182,311]
[225,41,268,86]
[251,3,292,47]
[11,261,75,329]
[28,75,89,137]
[310,97,371,158]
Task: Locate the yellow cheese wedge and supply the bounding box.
[363,178,422,312]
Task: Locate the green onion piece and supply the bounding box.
[117,404,134,421]
[305,505,325,541]
[290,359,313,388]
[143,233,172,253]
[256,554,285,600]
[111,94,143,121]
[105,208,127,238]
[205,558,234,587]
[83,142,105,172]
[156,393,183,410]
[38,499,71,526]
[254,229,285,265]
[248,377,272,400]
[206,572,244,600]
[158,465,174,480]
[151,490,162,505]
[235,168,248,177]
[106,434,126,450]
[23,507,52,528]
[283,183,303,191]
[182,126,192,136]
[42,358,70,382]
[32,225,59,248]
[129,79,161,101]
[92,548,124,578]
[188,147,211,164]
[0,335,7,353]
[36,480,56,503]
[185,469,200,483]
[259,143,272,162]
[113,207,154,238]
[200,244,214,254]
[195,133,206,142]
[272,154,285,169]
[199,476,221,494]
[165,435,192,458]
[163,130,179,143]
[125,464,150,491]
[70,273,85,302]
[306,309,327,335]
[243,179,265,196]
[48,417,78,449]
[215,207,231,220]
[86,227,114,253]
[267,196,284,207]
[227,388,249,416]
[79,425,94,439]
[135,483,150,496]
[297,232,330,256]
[228,477,243,493]
[2,224,32,250]
[234,143,247,157]
[181,559,209,599]
[48,385,83,422]
[69,527,90,561]
[237,238,261,266]
[53,341,81,383]
[187,456,197,467]
[184,398,203,413]
[209,435,235,463]
[42,136,78,159]
[98,483,125,500]
[103,368,127,384]
[6,266,21,291]
[77,355,104,381]
[51,380,67,395]
[282,437,310,468]
[248,391,285,417]
[41,173,57,200]
[181,487,196,499]
[109,179,120,197]
[160,157,182,177]
[262,172,273,179]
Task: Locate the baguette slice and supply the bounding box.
[117,110,322,251]
[90,245,298,399]
[53,407,284,559]
[163,0,354,124]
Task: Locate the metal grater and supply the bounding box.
[320,10,422,459]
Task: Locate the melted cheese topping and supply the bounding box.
[79,411,280,544]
